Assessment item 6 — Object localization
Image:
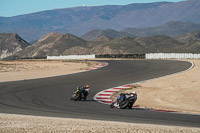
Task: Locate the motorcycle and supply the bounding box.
[110,93,137,109]
[71,87,90,101]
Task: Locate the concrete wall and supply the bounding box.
[47,55,95,60]
[146,53,200,59]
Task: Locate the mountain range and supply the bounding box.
[2,31,199,59]
[82,21,200,41]
[0,0,200,42]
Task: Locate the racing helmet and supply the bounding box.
[86,84,90,88]
[131,91,137,95]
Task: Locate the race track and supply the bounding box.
[0,60,200,127]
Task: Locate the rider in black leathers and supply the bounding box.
[114,91,137,108]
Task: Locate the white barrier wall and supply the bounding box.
[146,53,200,59]
[47,55,96,60]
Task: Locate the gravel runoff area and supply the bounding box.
[0,60,99,82]
[111,59,200,114]
[0,113,200,133]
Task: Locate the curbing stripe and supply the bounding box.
[97,95,110,98]
[98,94,111,96]
[152,109,178,113]
[103,91,117,93]
[123,85,133,87]
[94,85,133,105]
[88,62,108,70]
[96,97,110,100]
[112,88,123,90]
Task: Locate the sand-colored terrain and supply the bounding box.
[111,60,200,114]
[0,113,199,133]
[0,60,98,82]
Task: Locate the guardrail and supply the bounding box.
[146,53,200,59]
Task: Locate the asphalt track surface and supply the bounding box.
[0,60,200,127]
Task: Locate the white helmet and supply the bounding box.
[131,91,137,95]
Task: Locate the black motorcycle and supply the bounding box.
[110,94,137,109]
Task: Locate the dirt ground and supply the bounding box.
[0,113,199,133]
[111,59,200,114]
[0,60,98,82]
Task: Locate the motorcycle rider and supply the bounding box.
[112,91,137,108]
[118,91,137,102]
[130,91,137,105]
[75,84,90,100]
[82,84,90,97]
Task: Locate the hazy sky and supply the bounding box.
[0,0,185,17]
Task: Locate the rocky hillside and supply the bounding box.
[12,32,87,58]
[175,31,200,53]
[176,31,200,44]
[82,29,132,41]
[101,35,184,54]
[0,0,200,42]
[0,33,30,59]
[181,41,200,53]
[123,21,200,37]
[92,35,113,42]
[54,35,191,55]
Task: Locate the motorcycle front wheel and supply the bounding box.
[119,100,129,109]
[128,102,134,109]
[73,93,81,101]
[110,103,115,108]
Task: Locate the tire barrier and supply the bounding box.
[95,54,145,59]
